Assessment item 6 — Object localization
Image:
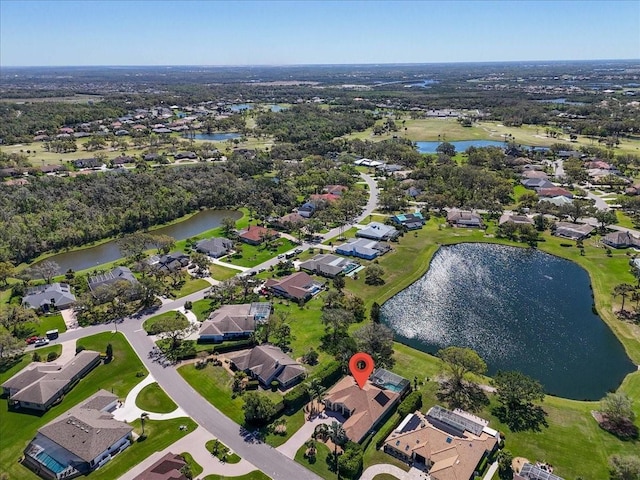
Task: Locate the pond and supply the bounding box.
[381,243,635,400]
[416,140,510,153]
[35,209,242,273]
[194,132,241,141]
[230,104,253,112]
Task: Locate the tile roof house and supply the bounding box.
[553,222,595,240]
[335,238,391,260]
[133,452,189,480]
[382,406,498,479]
[238,225,279,246]
[521,170,549,180]
[228,345,305,389]
[391,212,426,230]
[323,185,349,196]
[195,237,234,258]
[299,254,359,278]
[272,212,307,229]
[264,272,323,302]
[2,350,101,411]
[147,252,190,273]
[323,376,401,443]
[446,210,483,228]
[602,230,640,249]
[198,302,271,342]
[356,222,399,241]
[536,187,574,199]
[22,283,76,310]
[88,266,138,292]
[22,390,132,479]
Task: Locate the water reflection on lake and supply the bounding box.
[381,243,635,400]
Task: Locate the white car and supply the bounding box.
[34,338,50,347]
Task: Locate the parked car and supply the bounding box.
[25,336,39,344]
[294,248,303,254]
[34,338,50,347]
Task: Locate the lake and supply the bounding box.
[194,132,241,141]
[416,140,509,153]
[230,104,253,112]
[381,243,635,400]
[35,209,241,273]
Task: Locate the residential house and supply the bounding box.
[238,225,278,246]
[536,187,574,199]
[498,214,534,226]
[272,212,306,230]
[406,186,422,198]
[515,463,564,480]
[143,153,161,162]
[391,212,426,230]
[88,266,138,292]
[521,178,554,189]
[111,155,135,166]
[354,158,384,168]
[356,222,399,241]
[297,202,316,218]
[2,351,101,411]
[264,272,323,302]
[228,345,305,389]
[323,376,401,443]
[22,390,132,479]
[539,195,573,207]
[22,283,76,310]
[335,238,391,260]
[521,170,549,180]
[298,254,360,278]
[323,185,348,196]
[133,453,189,480]
[557,150,581,159]
[195,237,234,258]
[553,222,595,240]
[602,231,640,249]
[198,302,271,343]
[447,210,483,228]
[382,406,498,478]
[40,165,64,174]
[174,152,197,160]
[73,158,102,169]
[147,252,190,273]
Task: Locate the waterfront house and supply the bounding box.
[391,212,426,230]
[335,238,390,260]
[447,210,483,228]
[553,222,595,240]
[88,266,138,292]
[356,222,399,241]
[498,214,534,226]
[238,225,278,246]
[298,254,359,278]
[602,231,640,249]
[264,272,323,302]
[147,252,190,273]
[195,237,234,258]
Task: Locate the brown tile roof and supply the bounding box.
[324,376,400,443]
[227,345,305,386]
[264,272,321,300]
[536,187,573,198]
[133,452,187,480]
[238,225,278,243]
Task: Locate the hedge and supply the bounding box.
[375,414,402,449]
[211,339,256,354]
[283,360,344,410]
[397,390,422,419]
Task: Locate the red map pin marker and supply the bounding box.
[349,352,375,390]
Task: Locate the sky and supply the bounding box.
[1,0,638,66]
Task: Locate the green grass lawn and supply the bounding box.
[191,298,215,321]
[90,417,197,480]
[227,239,298,268]
[177,364,282,426]
[0,332,146,479]
[0,344,62,383]
[294,441,335,480]
[209,263,240,281]
[372,475,401,480]
[205,438,241,463]
[203,471,270,480]
[179,452,203,478]
[135,382,178,413]
[262,408,306,448]
[143,311,188,334]
[21,313,67,337]
[172,277,210,298]
[615,210,636,229]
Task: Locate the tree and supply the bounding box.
[337,442,363,479]
[156,314,196,359]
[492,370,547,432]
[242,392,276,425]
[370,302,381,323]
[353,322,395,368]
[149,234,176,254]
[496,450,514,480]
[140,412,149,437]
[609,455,640,480]
[0,332,24,359]
[436,141,456,157]
[0,305,38,335]
[0,261,15,286]
[613,283,635,313]
[332,275,345,291]
[31,260,60,284]
[306,378,326,415]
[558,199,594,223]
[599,392,638,439]
[190,252,210,274]
[117,233,150,261]
[438,346,487,386]
[594,210,617,232]
[221,217,237,239]
[364,264,385,285]
[437,346,488,412]
[321,308,353,352]
[105,343,113,361]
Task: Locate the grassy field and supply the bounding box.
[294,441,334,480]
[209,263,240,281]
[143,311,188,334]
[22,312,67,337]
[226,239,298,268]
[171,277,210,298]
[191,298,215,321]
[179,452,203,478]
[202,471,270,480]
[0,332,145,479]
[135,382,178,413]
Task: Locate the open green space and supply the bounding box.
[262,408,306,448]
[172,277,210,298]
[179,452,203,478]
[0,332,146,479]
[135,382,178,414]
[143,311,188,334]
[372,475,401,480]
[294,441,334,480]
[208,263,240,281]
[19,313,67,337]
[90,417,197,480]
[203,471,271,480]
[226,238,298,268]
[205,438,241,464]
[191,298,215,321]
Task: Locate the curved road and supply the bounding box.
[44,172,379,480]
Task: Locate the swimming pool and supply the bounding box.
[35,450,67,474]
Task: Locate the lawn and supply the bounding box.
[262,408,305,448]
[202,472,270,480]
[22,313,67,337]
[179,452,203,478]
[294,441,335,480]
[205,438,241,463]
[0,332,146,479]
[177,364,282,426]
[191,298,215,321]
[209,263,240,281]
[90,417,197,480]
[615,210,636,229]
[171,277,210,298]
[135,382,178,414]
[143,310,188,334]
[226,239,298,268]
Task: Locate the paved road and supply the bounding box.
[45,172,380,480]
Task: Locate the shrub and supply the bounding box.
[376,415,403,449]
[397,391,423,418]
[270,380,279,392]
[302,348,319,365]
[75,345,86,355]
[211,339,256,354]
[184,301,193,310]
[246,380,259,391]
[32,352,41,362]
[47,352,58,362]
[105,343,113,360]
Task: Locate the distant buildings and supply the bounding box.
[553,222,595,241]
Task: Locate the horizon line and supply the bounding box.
[2,58,639,69]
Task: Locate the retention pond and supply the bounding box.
[381,243,635,400]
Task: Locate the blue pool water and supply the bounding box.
[35,450,67,474]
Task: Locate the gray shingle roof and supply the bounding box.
[22,283,76,309]
[229,345,305,385]
[89,267,138,291]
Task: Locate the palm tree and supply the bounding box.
[613,283,635,313]
[326,421,347,477]
[140,412,150,437]
[306,378,326,416]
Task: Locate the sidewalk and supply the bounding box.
[118,426,257,480]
